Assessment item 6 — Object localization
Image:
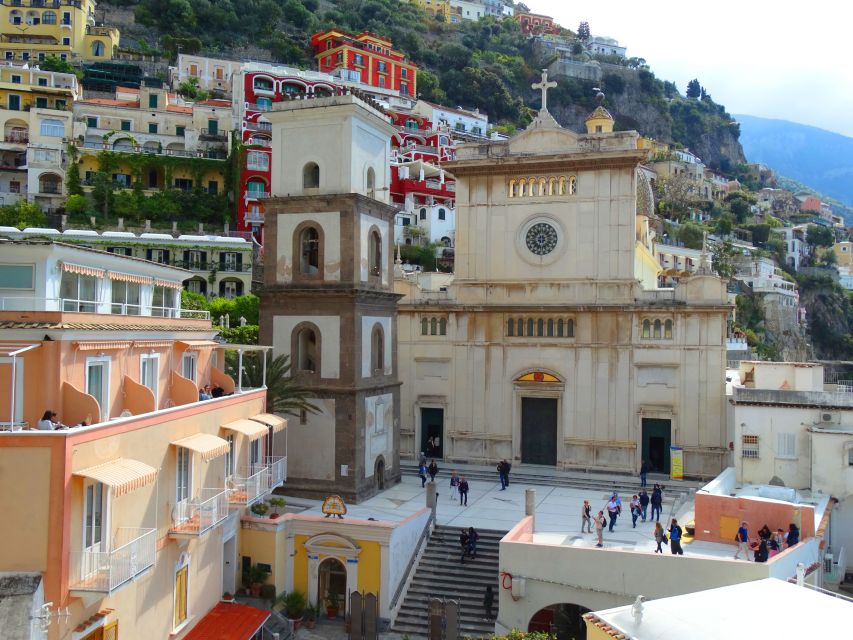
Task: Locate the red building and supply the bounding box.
[312,30,417,97]
[514,12,561,36]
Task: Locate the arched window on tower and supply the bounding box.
[548,177,556,195]
[557,318,564,337]
[371,324,384,374]
[296,327,318,373]
[507,318,514,336]
[518,179,526,197]
[300,227,320,274]
[509,180,516,198]
[366,167,376,198]
[547,319,554,337]
[653,319,662,339]
[369,229,382,277]
[569,176,577,195]
[567,319,574,337]
[430,318,438,335]
[558,177,567,195]
[642,319,651,338]
[664,319,673,339]
[421,318,429,335]
[538,177,546,195]
[303,162,320,189]
[439,318,447,335]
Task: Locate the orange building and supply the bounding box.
[514,11,561,35]
[0,240,284,639]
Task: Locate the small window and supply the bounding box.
[39,118,63,137]
[567,319,574,338]
[296,327,318,372]
[92,40,105,57]
[742,435,759,459]
[148,93,158,109]
[537,318,544,336]
[517,318,524,337]
[300,227,320,274]
[664,319,673,339]
[507,319,514,336]
[547,319,554,337]
[642,320,651,338]
[421,318,429,335]
[366,167,375,198]
[438,208,446,221]
[777,433,797,459]
[420,208,427,220]
[120,120,131,131]
[148,123,158,134]
[371,324,384,373]
[303,162,320,189]
[430,318,437,336]
[557,319,564,337]
[176,125,185,136]
[0,264,34,289]
[11,74,20,84]
[368,229,382,277]
[527,318,534,336]
[653,319,662,339]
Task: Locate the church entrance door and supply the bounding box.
[420,408,444,459]
[521,397,558,466]
[642,418,671,473]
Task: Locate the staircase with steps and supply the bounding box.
[393,524,505,639]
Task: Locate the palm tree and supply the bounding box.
[231,352,320,416]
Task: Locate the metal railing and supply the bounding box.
[170,489,229,537]
[3,133,28,143]
[264,456,287,490]
[247,137,272,147]
[245,191,270,200]
[75,141,226,160]
[246,102,272,112]
[245,121,272,132]
[68,527,156,593]
[0,296,209,319]
[228,466,268,506]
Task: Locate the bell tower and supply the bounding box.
[260,94,402,502]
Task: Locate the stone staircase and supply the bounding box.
[393,524,505,639]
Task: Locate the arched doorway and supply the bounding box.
[529,603,591,640]
[375,456,385,491]
[317,558,347,617]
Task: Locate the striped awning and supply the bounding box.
[74,341,133,351]
[172,433,231,462]
[59,262,106,278]
[176,340,219,351]
[222,419,268,441]
[250,413,287,434]
[154,279,183,289]
[132,340,173,349]
[74,458,157,497]
[108,271,154,285]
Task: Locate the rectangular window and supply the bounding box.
[60,54,67,61]
[175,125,185,136]
[11,75,21,84]
[378,76,385,88]
[8,95,20,111]
[35,97,47,109]
[59,272,98,312]
[39,118,64,137]
[86,116,97,128]
[225,434,235,478]
[62,12,71,25]
[0,264,34,289]
[120,120,131,131]
[207,180,218,195]
[207,119,218,135]
[222,252,239,271]
[776,432,797,459]
[148,248,169,263]
[149,94,158,109]
[106,246,132,256]
[174,178,193,191]
[246,151,269,171]
[110,280,140,315]
[152,285,176,317]
[181,352,197,382]
[176,446,190,503]
[354,54,364,66]
[5,52,12,61]
[400,82,408,95]
[401,68,408,78]
[83,481,105,553]
[742,435,759,459]
[377,61,387,72]
[62,37,70,45]
[55,99,66,110]
[140,353,159,407]
[85,357,110,422]
[148,123,158,134]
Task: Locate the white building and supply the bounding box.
[394,203,455,248]
[449,0,486,22]
[172,53,243,96]
[412,100,489,138]
[781,225,810,271]
[588,36,627,58]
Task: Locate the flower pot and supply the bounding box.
[326,607,339,619]
[289,617,303,631]
[306,619,316,630]
[250,583,262,598]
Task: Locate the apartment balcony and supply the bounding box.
[244,210,264,224]
[228,466,268,507]
[244,121,272,132]
[264,456,287,491]
[245,191,270,201]
[170,260,251,273]
[2,133,28,145]
[68,527,156,595]
[0,295,210,319]
[75,141,226,161]
[246,102,272,113]
[199,128,228,142]
[169,488,230,539]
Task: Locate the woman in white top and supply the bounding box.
[37,410,59,430]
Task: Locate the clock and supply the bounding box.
[525,222,558,256]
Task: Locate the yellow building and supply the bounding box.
[0,62,78,209]
[72,86,230,195]
[408,0,452,20]
[833,241,853,268]
[0,0,120,64]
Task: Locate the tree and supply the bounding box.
[181,289,208,311]
[686,78,702,98]
[820,247,838,266]
[713,214,733,237]
[177,77,210,102]
[712,239,739,279]
[725,191,754,224]
[0,200,46,229]
[656,173,701,220]
[677,222,705,250]
[236,352,320,417]
[65,194,90,217]
[577,21,590,43]
[806,224,835,248]
[415,69,445,103]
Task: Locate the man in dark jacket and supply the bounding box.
[650,484,663,522]
[458,476,469,506]
[497,459,511,490]
[639,489,650,522]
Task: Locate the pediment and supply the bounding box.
[508,126,581,155]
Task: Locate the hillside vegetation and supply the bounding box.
[102,0,744,169]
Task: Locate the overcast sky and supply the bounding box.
[530,0,853,138]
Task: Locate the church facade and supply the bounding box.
[395,100,731,478]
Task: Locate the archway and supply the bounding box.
[317,558,347,617]
[528,603,592,640]
[375,456,385,491]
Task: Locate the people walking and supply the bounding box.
[650,484,662,522]
[449,471,459,501]
[630,495,641,528]
[606,493,620,532]
[582,500,593,533]
[639,489,650,522]
[595,510,606,547]
[483,585,494,619]
[458,476,469,506]
[418,462,428,488]
[418,451,427,466]
[668,518,684,555]
[654,521,666,553]
[459,528,470,563]
[640,459,648,487]
[497,459,511,490]
[428,459,439,483]
[734,521,751,561]
[467,526,479,559]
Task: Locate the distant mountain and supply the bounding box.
[735,114,853,207]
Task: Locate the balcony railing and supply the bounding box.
[245,191,270,200]
[264,456,286,490]
[228,466,268,506]
[246,102,272,113]
[68,527,156,594]
[0,296,210,319]
[75,141,226,160]
[245,121,272,132]
[170,260,251,273]
[169,488,229,538]
[245,211,264,223]
[247,138,272,148]
[199,129,227,141]
[3,133,28,144]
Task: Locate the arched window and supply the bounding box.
[548,177,556,195]
[42,11,56,24]
[567,319,574,337]
[569,176,577,195]
[303,162,320,189]
[369,229,382,277]
[529,179,538,197]
[547,319,554,337]
[366,167,375,198]
[517,318,524,336]
[508,180,516,198]
[439,318,447,335]
[653,319,662,339]
[430,318,437,335]
[539,177,546,195]
[518,179,526,197]
[558,177,566,195]
[537,318,544,336]
[92,41,105,57]
[642,319,651,338]
[9,10,21,25]
[664,319,673,339]
[371,324,384,373]
[296,327,318,372]
[557,319,564,337]
[507,318,514,336]
[420,208,427,220]
[527,318,534,336]
[299,226,320,274]
[421,318,429,335]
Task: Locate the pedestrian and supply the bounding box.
[640,458,648,488]
[497,459,511,490]
[483,585,494,619]
[734,521,751,561]
[418,462,428,488]
[581,499,592,533]
[606,494,620,532]
[594,510,606,547]
[630,495,641,528]
[774,528,785,553]
[650,484,662,522]
[654,521,666,553]
[668,518,684,555]
[754,538,768,563]
[449,471,459,501]
[758,524,772,541]
[786,523,800,548]
[428,459,439,483]
[418,451,427,466]
[467,526,479,559]
[639,489,650,522]
[458,476,469,506]
[459,528,470,563]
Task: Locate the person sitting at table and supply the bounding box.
[199,385,212,401]
[37,410,62,430]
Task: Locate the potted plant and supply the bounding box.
[260,583,277,603]
[305,604,317,630]
[245,564,269,598]
[269,497,286,518]
[222,591,235,603]
[250,502,269,518]
[325,589,341,619]
[280,589,307,630]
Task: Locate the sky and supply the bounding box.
[530,0,853,138]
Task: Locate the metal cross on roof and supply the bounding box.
[532,69,557,112]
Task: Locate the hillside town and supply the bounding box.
[0,1,851,640]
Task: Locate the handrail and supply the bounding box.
[390,510,434,610]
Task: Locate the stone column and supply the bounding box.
[426,481,437,519]
[525,488,536,531]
